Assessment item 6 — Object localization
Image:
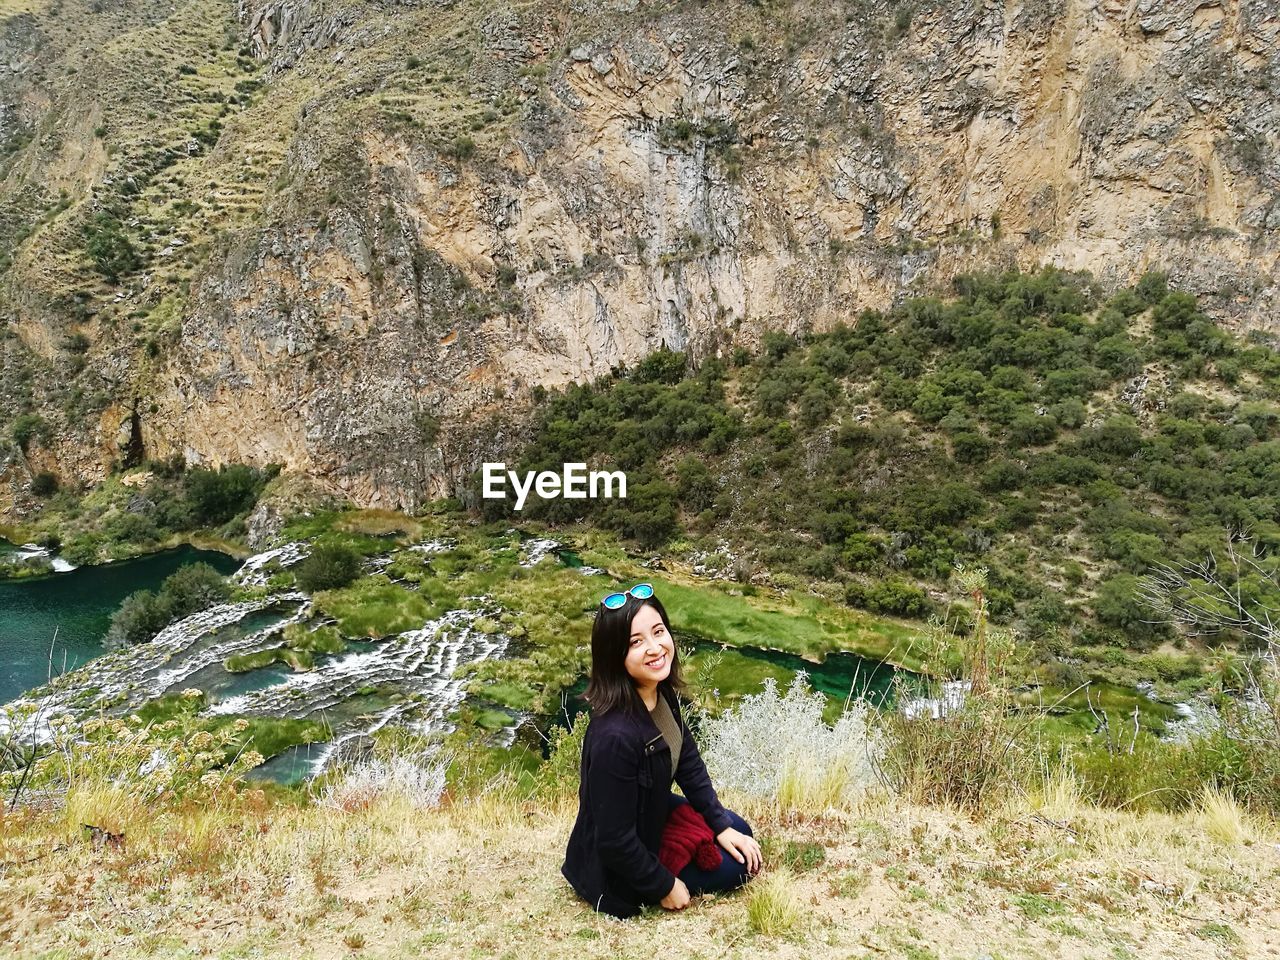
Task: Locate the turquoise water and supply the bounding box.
[0,542,241,704]
[524,636,912,759]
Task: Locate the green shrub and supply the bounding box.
[184,464,271,525]
[105,589,171,647]
[163,562,232,613]
[83,212,142,282]
[844,578,931,617]
[877,566,1025,812]
[448,135,476,161]
[294,542,363,592]
[30,471,58,496]
[11,413,47,451]
[105,563,231,647]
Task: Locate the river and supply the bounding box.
[0,540,241,705]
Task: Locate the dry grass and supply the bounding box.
[2,782,1278,959]
[1197,785,1254,847]
[745,867,801,937]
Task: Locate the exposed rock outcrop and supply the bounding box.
[0,0,1276,516]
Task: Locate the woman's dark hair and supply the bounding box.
[584,593,686,716]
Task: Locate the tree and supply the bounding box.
[295,542,364,592]
[633,348,687,385]
[30,472,58,497]
[11,414,47,451]
[1093,574,1168,648]
[600,479,678,549]
[106,590,171,648]
[185,464,266,525]
[162,562,231,616]
[83,213,142,282]
[675,457,717,511]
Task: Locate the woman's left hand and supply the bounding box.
[715,827,763,875]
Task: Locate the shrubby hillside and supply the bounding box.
[480,267,1280,694]
[0,0,1276,514]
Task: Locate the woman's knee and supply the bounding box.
[726,809,753,837]
[681,848,752,894]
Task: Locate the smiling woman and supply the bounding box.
[560,585,764,919]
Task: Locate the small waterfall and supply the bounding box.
[901,679,970,719]
[12,542,76,573]
[520,538,563,567]
[209,603,513,781]
[2,541,518,782]
[233,542,311,587]
[2,594,306,743]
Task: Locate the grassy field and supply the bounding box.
[2,780,1276,959]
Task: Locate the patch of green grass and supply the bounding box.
[1013,892,1069,919]
[827,869,867,898]
[131,695,330,761]
[766,839,826,873]
[1195,921,1242,946]
[224,647,288,672]
[135,693,205,724]
[648,575,923,665]
[216,715,332,760]
[282,623,345,654]
[314,575,443,637]
[1048,918,1088,938]
[893,942,938,960]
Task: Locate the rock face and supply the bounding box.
[0,0,1277,516]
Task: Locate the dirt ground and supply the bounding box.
[3,788,1279,960]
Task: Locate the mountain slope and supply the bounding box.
[0,0,1277,517]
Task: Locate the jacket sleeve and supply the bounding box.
[587,725,678,902]
[672,703,734,835]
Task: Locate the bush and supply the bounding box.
[599,479,678,549]
[675,456,717,510]
[533,711,589,804]
[184,464,270,526]
[105,563,231,647]
[448,135,476,161]
[83,212,142,282]
[633,348,687,385]
[319,741,451,813]
[700,673,882,817]
[105,589,172,648]
[876,565,1027,812]
[840,533,882,572]
[163,562,232,614]
[30,471,59,496]
[11,413,47,451]
[1093,574,1168,649]
[844,578,931,617]
[1067,733,1198,811]
[294,542,363,592]
[6,695,265,836]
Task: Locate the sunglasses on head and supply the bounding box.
[600,583,654,609]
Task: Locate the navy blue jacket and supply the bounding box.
[560,685,734,919]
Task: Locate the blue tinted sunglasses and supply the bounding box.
[600,583,654,609]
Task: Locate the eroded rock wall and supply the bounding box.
[1,0,1277,515]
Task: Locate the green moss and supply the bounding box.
[215,715,333,761]
[314,575,445,637]
[282,623,345,654]
[224,647,286,673]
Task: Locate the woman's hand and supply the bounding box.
[716,827,763,875]
[660,876,691,910]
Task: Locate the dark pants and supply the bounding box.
[666,793,755,895]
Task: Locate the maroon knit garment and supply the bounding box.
[658,803,723,876]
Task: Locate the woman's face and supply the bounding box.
[623,603,673,689]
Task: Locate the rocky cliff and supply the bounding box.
[0,0,1277,516]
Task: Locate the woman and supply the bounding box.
[561,583,763,919]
